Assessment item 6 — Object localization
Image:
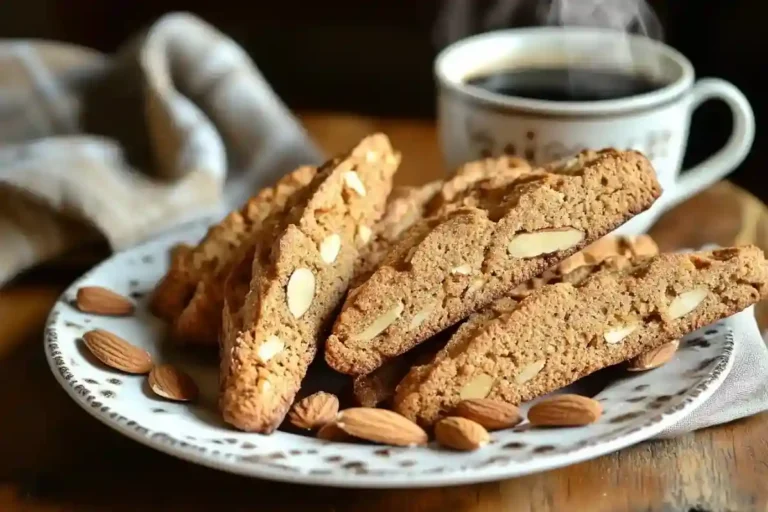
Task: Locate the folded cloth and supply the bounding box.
[0,12,322,285]
[657,306,768,438]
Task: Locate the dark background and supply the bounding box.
[0,0,764,200]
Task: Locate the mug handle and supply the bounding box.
[665,78,755,210]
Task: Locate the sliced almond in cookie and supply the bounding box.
[76,286,134,316]
[319,234,341,264]
[83,329,153,374]
[286,268,316,319]
[507,228,585,259]
[528,394,602,427]
[668,288,708,319]
[435,416,489,451]
[353,301,404,342]
[604,323,639,344]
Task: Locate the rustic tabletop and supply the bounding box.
[1,114,767,512]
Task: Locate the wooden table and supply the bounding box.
[2,114,768,512]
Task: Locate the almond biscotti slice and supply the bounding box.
[394,245,768,426]
[325,149,662,375]
[352,180,443,287]
[510,234,658,298]
[149,166,316,345]
[220,133,400,433]
[352,234,655,407]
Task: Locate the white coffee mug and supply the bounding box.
[435,27,755,235]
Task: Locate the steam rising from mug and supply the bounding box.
[434,0,663,45]
[434,0,665,94]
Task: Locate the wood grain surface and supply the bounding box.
[1,114,767,512]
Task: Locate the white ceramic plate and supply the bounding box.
[44,220,735,488]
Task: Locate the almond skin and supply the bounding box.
[76,286,135,316]
[335,408,428,446]
[435,416,490,451]
[316,422,353,442]
[82,329,153,374]
[627,340,679,371]
[148,364,198,401]
[289,392,339,430]
[454,399,522,431]
[528,394,602,427]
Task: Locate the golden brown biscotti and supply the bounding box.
[510,234,658,298]
[394,245,768,426]
[423,155,531,215]
[352,234,655,407]
[325,149,662,375]
[219,134,400,433]
[352,181,443,287]
[149,166,317,345]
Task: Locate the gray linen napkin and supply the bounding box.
[0,12,321,284]
[0,12,765,438]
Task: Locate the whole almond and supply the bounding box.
[454,399,522,430]
[435,416,490,451]
[528,394,602,427]
[627,340,680,371]
[82,329,153,374]
[336,408,428,446]
[316,421,353,442]
[289,392,339,430]
[148,364,198,401]
[76,286,134,316]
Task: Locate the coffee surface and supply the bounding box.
[466,67,664,102]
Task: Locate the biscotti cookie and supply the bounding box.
[325,149,662,375]
[424,155,531,215]
[220,133,400,433]
[352,181,443,287]
[352,235,654,407]
[510,234,658,298]
[394,245,768,426]
[150,166,316,345]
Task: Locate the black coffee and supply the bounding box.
[465,67,664,102]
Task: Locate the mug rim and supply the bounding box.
[434,27,695,117]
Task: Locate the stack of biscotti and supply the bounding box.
[394,245,768,426]
[352,233,659,408]
[325,149,663,375]
[150,138,768,439]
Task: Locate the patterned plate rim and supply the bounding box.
[43,220,736,488]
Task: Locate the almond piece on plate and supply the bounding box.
[316,421,353,442]
[627,339,680,371]
[528,394,602,427]
[454,398,522,430]
[288,391,339,430]
[435,416,490,451]
[148,364,199,401]
[76,286,135,316]
[82,329,153,374]
[335,408,427,446]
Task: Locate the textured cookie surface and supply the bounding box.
[394,245,768,426]
[326,149,662,375]
[150,166,316,345]
[352,234,656,407]
[352,181,443,287]
[219,134,400,433]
